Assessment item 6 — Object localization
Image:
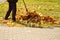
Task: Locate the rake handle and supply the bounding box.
[23,0,28,12]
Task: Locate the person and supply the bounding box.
[5,0,18,22]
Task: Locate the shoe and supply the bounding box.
[12,18,16,22]
[12,20,16,22]
[5,18,8,20]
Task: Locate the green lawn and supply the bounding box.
[0,0,60,18]
[0,0,60,27]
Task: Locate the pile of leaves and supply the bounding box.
[14,10,60,28]
[0,10,60,28]
[16,10,60,25]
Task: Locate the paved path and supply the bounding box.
[0,25,60,40]
[0,0,6,4]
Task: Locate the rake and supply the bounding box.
[22,0,28,12]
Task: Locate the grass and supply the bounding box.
[0,0,60,18]
[0,0,60,27]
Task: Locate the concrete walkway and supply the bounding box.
[0,0,6,4]
[0,26,60,40]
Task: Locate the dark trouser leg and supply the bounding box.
[12,3,16,21]
[5,3,12,20]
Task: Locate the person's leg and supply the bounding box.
[5,3,12,20]
[12,3,16,22]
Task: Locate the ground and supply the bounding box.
[0,0,60,27]
[0,0,60,40]
[0,25,60,40]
